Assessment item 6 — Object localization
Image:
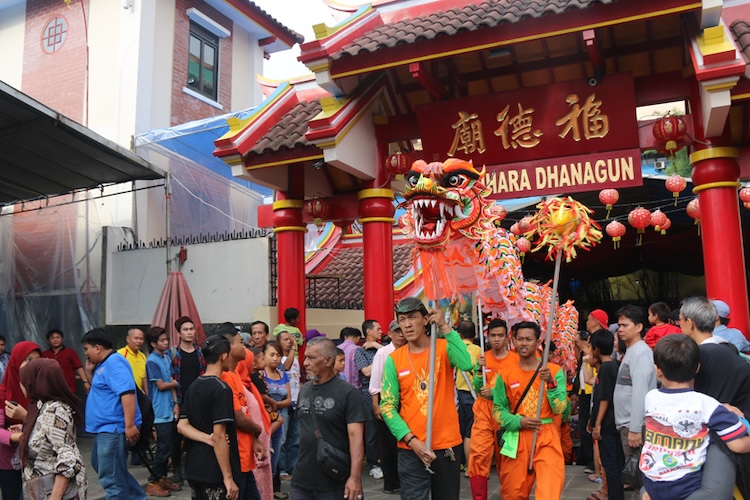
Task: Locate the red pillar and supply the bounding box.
[359,188,396,330]
[691,147,750,338]
[273,199,306,333]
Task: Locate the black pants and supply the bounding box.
[172,420,184,472]
[599,431,624,500]
[397,445,460,500]
[378,418,400,491]
[578,393,593,466]
[189,480,229,500]
[0,468,21,500]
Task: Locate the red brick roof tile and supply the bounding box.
[248,100,322,155]
[731,19,750,63]
[308,242,414,306]
[333,0,614,59]
[246,0,305,45]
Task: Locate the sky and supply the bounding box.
[254,0,335,80]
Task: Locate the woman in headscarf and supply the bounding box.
[237,347,273,500]
[19,358,86,500]
[0,340,41,500]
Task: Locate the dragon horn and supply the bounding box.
[478,165,486,179]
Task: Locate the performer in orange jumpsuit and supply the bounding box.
[492,321,567,500]
[468,318,518,500]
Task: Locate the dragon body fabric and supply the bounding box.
[398,158,577,374]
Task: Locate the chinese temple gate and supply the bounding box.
[214,0,750,338]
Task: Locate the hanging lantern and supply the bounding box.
[740,186,750,209]
[628,207,651,246]
[650,209,667,231]
[657,217,672,235]
[598,188,619,219]
[516,236,531,262]
[665,175,687,206]
[652,114,687,155]
[605,220,626,249]
[385,152,410,180]
[304,198,331,226]
[687,198,701,235]
[510,222,521,236]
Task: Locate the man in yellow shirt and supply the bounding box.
[455,320,481,470]
[118,328,148,395]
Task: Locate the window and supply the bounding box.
[188,22,219,101]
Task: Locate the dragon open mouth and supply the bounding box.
[410,197,465,244]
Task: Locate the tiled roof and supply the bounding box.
[249,100,322,155]
[731,19,750,63]
[308,242,414,306]
[247,1,305,44]
[333,0,614,59]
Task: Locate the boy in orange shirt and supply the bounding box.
[468,318,519,500]
[380,297,473,500]
[492,321,567,500]
[215,323,267,500]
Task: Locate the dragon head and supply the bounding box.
[399,158,496,248]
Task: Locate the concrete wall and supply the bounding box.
[253,306,366,339]
[106,228,271,325]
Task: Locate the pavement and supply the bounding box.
[79,436,639,499]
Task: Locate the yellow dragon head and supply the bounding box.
[399,158,497,248]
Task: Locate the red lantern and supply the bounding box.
[510,223,521,236]
[628,207,651,246]
[650,209,667,230]
[740,186,750,209]
[652,115,686,154]
[605,221,626,249]
[385,152,410,180]
[657,217,671,235]
[516,236,531,262]
[665,175,687,206]
[304,198,331,226]
[687,198,700,234]
[598,188,619,218]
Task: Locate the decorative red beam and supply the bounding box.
[409,62,448,100]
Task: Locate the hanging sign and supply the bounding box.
[416,73,640,167]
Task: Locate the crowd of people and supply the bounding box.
[1,296,750,500]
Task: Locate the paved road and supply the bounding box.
[78,436,638,499]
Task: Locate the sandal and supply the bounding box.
[588,473,603,483]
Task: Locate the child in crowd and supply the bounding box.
[334,348,346,379]
[588,329,622,500]
[145,327,180,496]
[262,341,291,499]
[249,347,283,436]
[641,335,750,500]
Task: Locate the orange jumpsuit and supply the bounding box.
[492,362,567,500]
[468,350,519,500]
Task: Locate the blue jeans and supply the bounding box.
[280,404,300,474]
[91,431,146,500]
[271,426,283,474]
[151,422,174,482]
[238,470,261,500]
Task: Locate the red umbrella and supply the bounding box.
[152,272,206,346]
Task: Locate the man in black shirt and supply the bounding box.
[171,316,206,484]
[293,337,367,500]
[178,334,240,500]
[588,330,623,500]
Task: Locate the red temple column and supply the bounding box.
[690,146,750,338]
[359,188,396,330]
[273,199,307,333]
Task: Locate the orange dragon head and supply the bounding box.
[399,158,497,249]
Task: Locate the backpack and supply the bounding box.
[132,387,154,454]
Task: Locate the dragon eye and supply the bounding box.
[444,174,464,187]
[405,172,420,188]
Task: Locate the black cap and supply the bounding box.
[395,297,428,315]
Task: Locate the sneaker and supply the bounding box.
[145,482,170,497]
[370,465,384,479]
[160,478,182,491]
[583,466,595,474]
[273,492,289,499]
[383,488,401,494]
[279,472,291,481]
